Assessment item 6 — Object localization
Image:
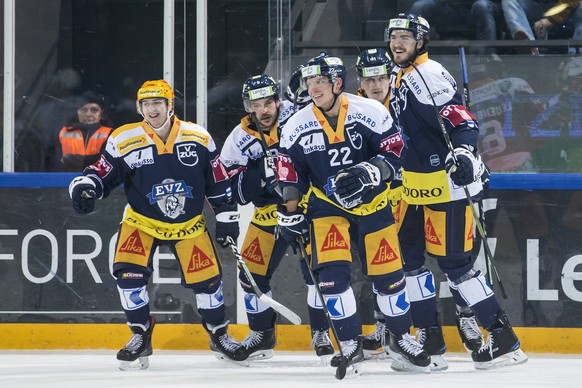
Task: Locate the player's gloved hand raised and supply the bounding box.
[276,205,309,249]
[445,146,479,186]
[333,161,382,209]
[215,206,240,248]
[69,176,98,214]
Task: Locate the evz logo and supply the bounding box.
[346,124,362,150]
[177,143,199,166]
[147,178,194,219]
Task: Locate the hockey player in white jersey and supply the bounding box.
[277,53,431,374]
[219,74,334,361]
[386,13,528,370]
[69,80,247,369]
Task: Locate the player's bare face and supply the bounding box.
[251,97,279,129]
[361,75,390,103]
[306,76,335,111]
[77,103,103,125]
[141,98,169,128]
[390,30,419,67]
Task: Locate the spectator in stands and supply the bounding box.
[409,0,503,53]
[58,91,113,172]
[502,0,582,55]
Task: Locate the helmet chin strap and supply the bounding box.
[318,91,340,113]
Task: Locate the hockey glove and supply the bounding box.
[276,205,309,249]
[215,206,240,248]
[69,176,98,214]
[333,161,382,209]
[445,146,480,186]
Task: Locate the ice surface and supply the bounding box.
[0,351,578,388]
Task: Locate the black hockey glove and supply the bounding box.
[215,206,240,248]
[276,205,309,249]
[69,176,98,214]
[333,161,382,209]
[445,146,479,186]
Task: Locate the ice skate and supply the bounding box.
[387,332,431,373]
[203,320,249,366]
[330,336,364,379]
[311,329,334,365]
[472,311,528,370]
[117,316,155,371]
[241,329,276,361]
[362,321,390,360]
[415,326,448,371]
[456,310,485,353]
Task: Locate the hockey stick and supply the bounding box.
[459,47,497,291]
[296,238,348,380]
[408,60,507,298]
[251,112,283,197]
[226,236,302,325]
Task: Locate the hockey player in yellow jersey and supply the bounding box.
[69,80,247,369]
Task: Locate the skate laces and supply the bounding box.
[339,339,358,357]
[241,331,263,349]
[219,332,241,352]
[366,321,386,344]
[477,332,494,358]
[415,328,427,347]
[123,333,143,353]
[311,330,332,349]
[459,315,483,341]
[398,333,425,356]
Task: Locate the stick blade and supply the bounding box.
[258,294,302,325]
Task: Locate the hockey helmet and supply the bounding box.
[242,74,280,113]
[301,53,347,91]
[356,48,393,79]
[136,79,175,118]
[285,65,311,105]
[384,13,430,43]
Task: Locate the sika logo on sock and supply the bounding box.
[371,238,398,264]
[321,225,349,252]
[187,246,215,272]
[242,237,265,265]
[119,229,146,256]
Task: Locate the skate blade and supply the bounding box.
[212,352,250,367]
[474,349,528,370]
[388,351,430,374]
[363,348,391,361]
[246,349,274,361]
[427,354,448,371]
[118,356,150,371]
[317,353,333,366]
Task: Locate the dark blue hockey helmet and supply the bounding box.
[355,48,393,79]
[384,13,430,43]
[300,52,347,91]
[285,64,311,105]
[242,74,280,113]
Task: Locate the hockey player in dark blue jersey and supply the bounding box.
[68,80,247,369]
[354,48,397,359]
[277,53,431,374]
[386,13,528,370]
[219,74,334,362]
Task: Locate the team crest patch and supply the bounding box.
[187,246,215,272]
[147,178,194,219]
[176,143,199,166]
[346,126,363,150]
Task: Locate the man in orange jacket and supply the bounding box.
[58,90,113,171]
